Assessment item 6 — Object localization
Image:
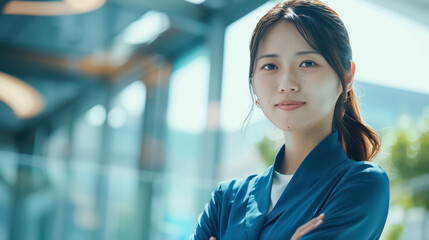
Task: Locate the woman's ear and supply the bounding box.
[251,76,257,96]
[344,60,355,92]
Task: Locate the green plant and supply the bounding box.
[384,114,429,240]
[389,117,429,209]
[384,224,404,240]
[256,136,279,167]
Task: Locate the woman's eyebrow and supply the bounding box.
[295,50,320,56]
[257,51,321,60]
[257,53,279,60]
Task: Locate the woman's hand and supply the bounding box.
[291,213,325,240]
[208,213,325,240]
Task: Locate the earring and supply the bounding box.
[256,99,261,108]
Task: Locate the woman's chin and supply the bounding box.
[275,124,304,132]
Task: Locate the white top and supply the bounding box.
[267,170,294,214]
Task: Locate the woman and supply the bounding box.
[192,0,390,239]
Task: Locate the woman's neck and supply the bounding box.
[279,126,333,175]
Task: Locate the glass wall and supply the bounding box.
[0,42,213,240]
[163,45,214,240]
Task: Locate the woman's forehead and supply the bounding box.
[258,21,314,56]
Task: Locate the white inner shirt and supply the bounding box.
[267,170,294,214]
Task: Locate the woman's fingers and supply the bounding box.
[302,215,324,234]
[290,213,325,240]
[300,213,325,234]
[291,221,322,240]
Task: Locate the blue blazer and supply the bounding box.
[191,130,390,240]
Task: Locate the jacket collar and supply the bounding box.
[244,130,348,239]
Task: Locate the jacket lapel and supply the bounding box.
[244,130,348,238]
[264,130,348,225]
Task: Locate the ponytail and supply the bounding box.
[334,89,381,161]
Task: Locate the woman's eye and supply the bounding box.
[262,64,278,70]
[300,61,317,67]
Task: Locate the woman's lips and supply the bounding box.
[275,102,305,111]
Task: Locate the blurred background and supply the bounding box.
[0,0,428,239]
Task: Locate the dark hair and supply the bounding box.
[243,0,381,161]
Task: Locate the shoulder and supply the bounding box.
[345,160,389,186]
[335,160,390,201]
[214,168,270,200]
[216,173,259,196]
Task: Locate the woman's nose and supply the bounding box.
[278,71,299,93]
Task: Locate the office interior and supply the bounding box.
[0,0,428,239]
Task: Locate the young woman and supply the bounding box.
[192,0,390,239]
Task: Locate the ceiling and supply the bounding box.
[0,0,427,136]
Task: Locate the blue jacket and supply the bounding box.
[191,130,390,240]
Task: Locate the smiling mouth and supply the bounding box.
[275,102,305,111]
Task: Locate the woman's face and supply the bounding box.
[252,22,343,133]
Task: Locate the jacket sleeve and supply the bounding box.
[301,163,390,240]
[191,183,223,240]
